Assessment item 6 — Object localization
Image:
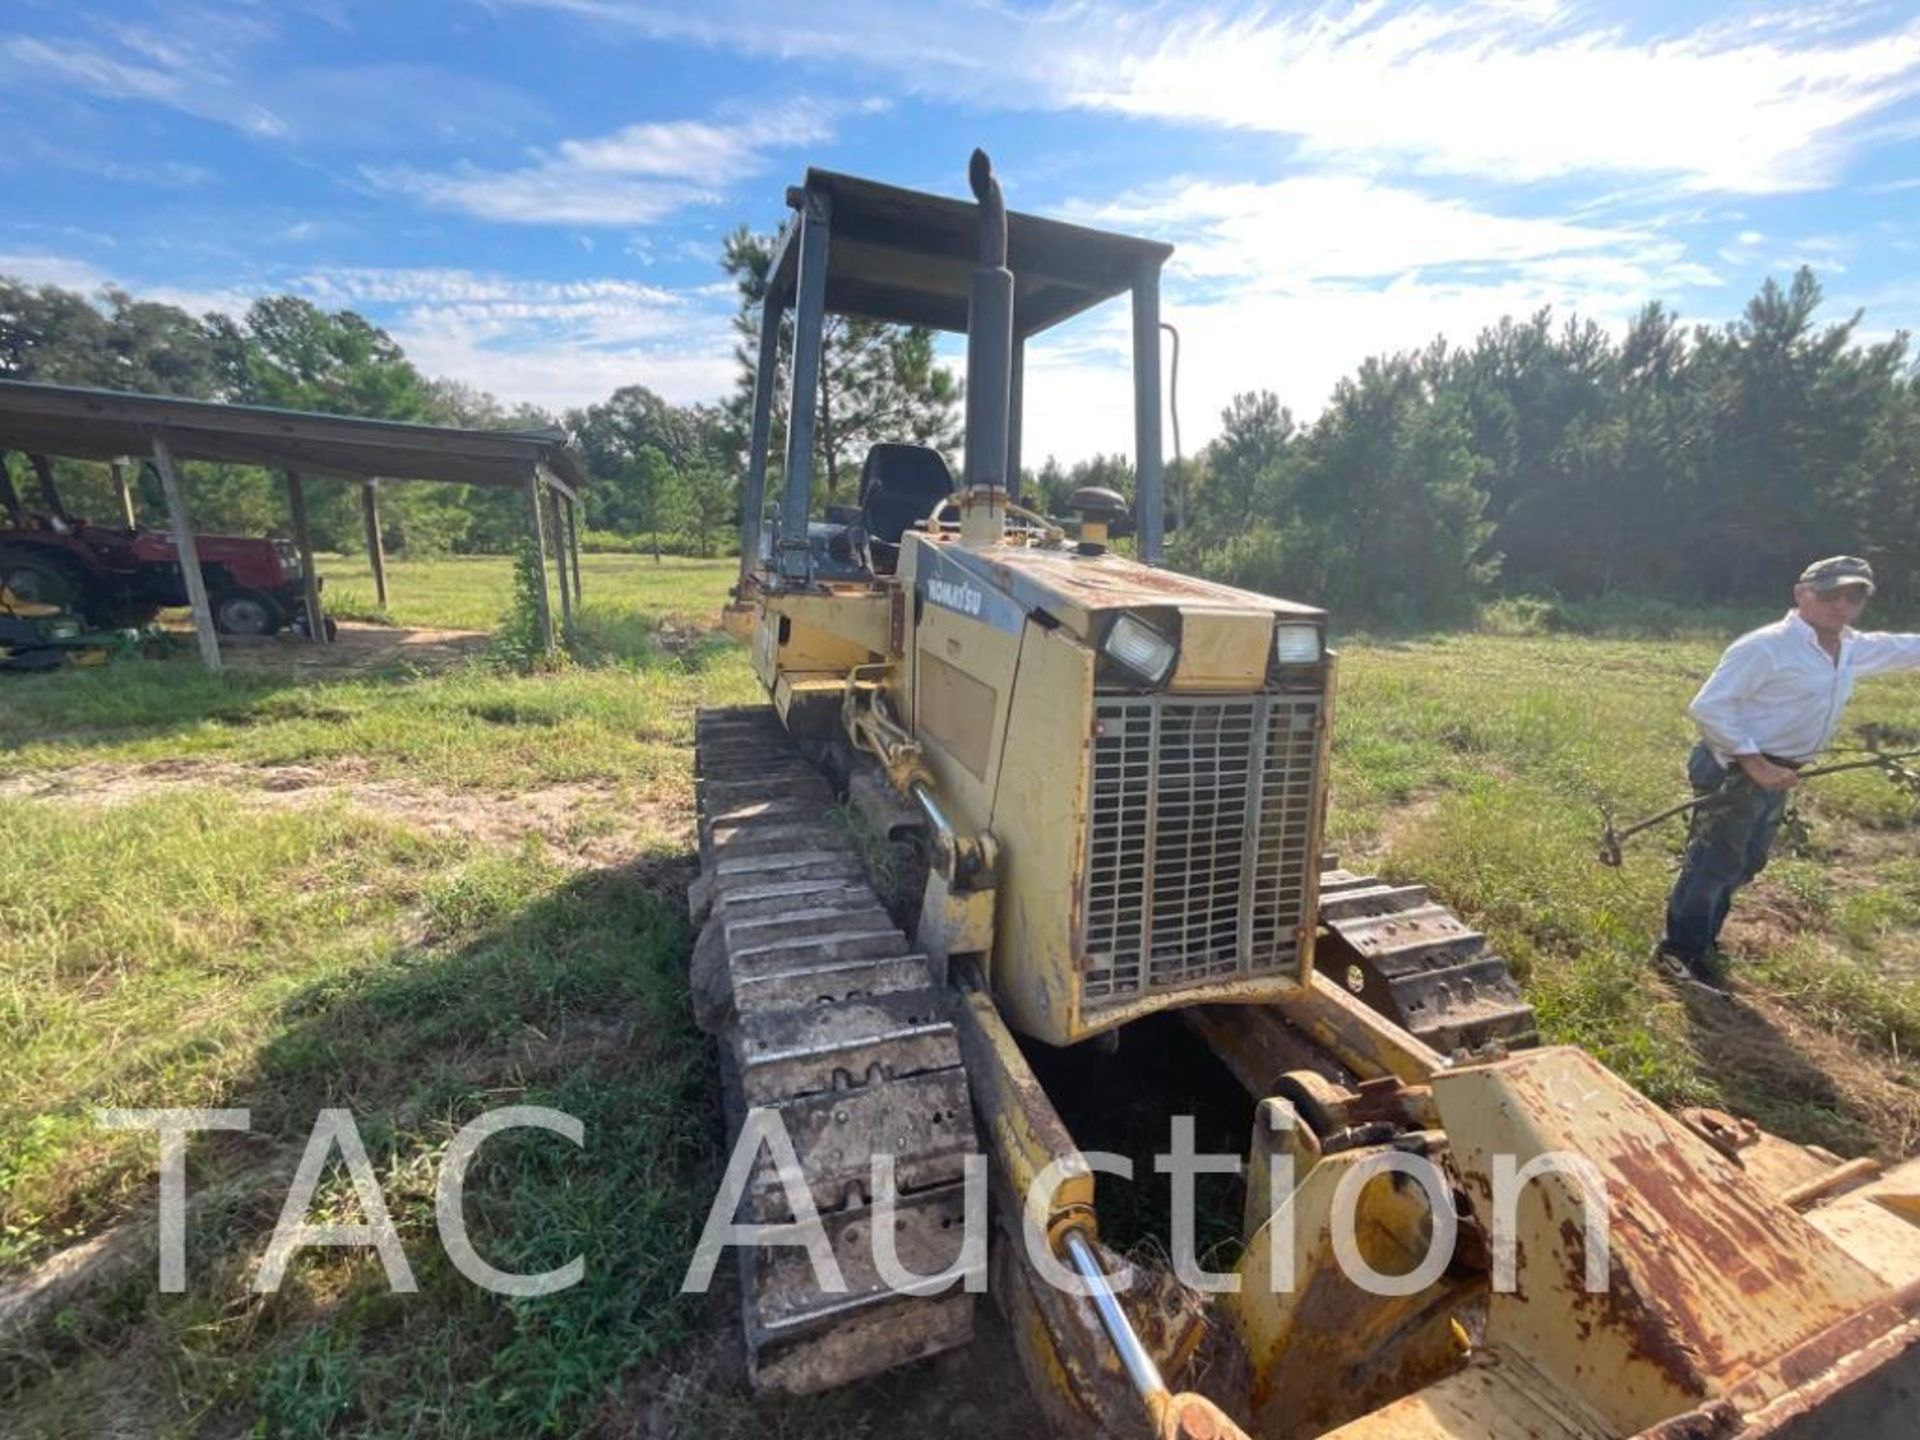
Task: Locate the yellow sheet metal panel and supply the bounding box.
[1270,974,1447,1086]
[1804,1157,1920,1289]
[949,969,1094,1226]
[1169,606,1270,691]
[1314,1352,1611,1439]
[988,619,1094,1043]
[955,541,1323,644]
[1229,1143,1474,1438]
[1433,1047,1894,1434]
[755,589,890,691]
[917,650,997,780]
[912,597,1020,828]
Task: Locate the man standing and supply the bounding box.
[1657,557,1920,984]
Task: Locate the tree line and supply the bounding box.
[0,282,750,561]
[0,228,969,565]
[1165,269,1920,622]
[6,257,1913,623]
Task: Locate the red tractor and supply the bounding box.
[0,455,314,635]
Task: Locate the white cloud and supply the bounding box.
[1080,175,1715,291]
[1014,169,1771,467]
[0,16,544,150]
[0,251,256,318]
[294,266,738,410]
[507,0,1920,193]
[1065,5,1920,193]
[392,316,737,414]
[361,164,711,226]
[0,253,116,290]
[0,19,286,136]
[366,97,835,226]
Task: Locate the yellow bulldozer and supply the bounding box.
[689,152,1920,1438]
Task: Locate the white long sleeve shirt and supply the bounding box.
[1689,611,1920,765]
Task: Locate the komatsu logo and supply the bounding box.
[926,578,983,617]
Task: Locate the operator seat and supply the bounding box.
[858,444,954,573]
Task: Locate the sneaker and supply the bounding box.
[1650,944,1728,995]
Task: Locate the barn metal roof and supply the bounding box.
[0,379,588,496]
[763,167,1173,338]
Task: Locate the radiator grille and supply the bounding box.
[1082,692,1321,1005]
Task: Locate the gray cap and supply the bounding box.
[1798,555,1876,593]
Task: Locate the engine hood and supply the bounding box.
[903,532,1324,644]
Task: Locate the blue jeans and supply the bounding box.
[1661,742,1789,960]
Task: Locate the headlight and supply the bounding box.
[1273,622,1321,665]
[1103,613,1177,685]
[273,540,303,580]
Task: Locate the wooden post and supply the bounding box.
[361,480,389,609]
[0,452,22,527]
[29,454,63,518]
[565,496,583,601]
[546,487,575,649]
[149,432,221,674]
[111,459,137,528]
[284,471,328,644]
[522,468,555,657]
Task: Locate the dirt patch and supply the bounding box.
[0,758,693,867]
[597,1298,1041,1440]
[170,620,490,676]
[650,619,713,658]
[1337,793,1444,868]
[1682,979,1920,1158]
[1722,884,1828,954]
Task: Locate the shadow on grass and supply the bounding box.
[0,650,470,759]
[5,840,1025,1440]
[0,606,741,768]
[4,854,722,1438]
[1676,986,1886,1155]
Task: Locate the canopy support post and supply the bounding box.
[111,459,137,528]
[521,467,555,658]
[361,480,388,609]
[1130,264,1165,564]
[284,470,329,645]
[565,496,583,600]
[149,432,221,673]
[546,485,575,650]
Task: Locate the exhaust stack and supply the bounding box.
[960,149,1013,548]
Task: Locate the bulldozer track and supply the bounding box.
[691,705,982,1395]
[1316,864,1539,1055]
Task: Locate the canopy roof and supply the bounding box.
[764,168,1173,338]
[0,380,587,496]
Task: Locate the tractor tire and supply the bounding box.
[212,588,284,636]
[0,549,83,611]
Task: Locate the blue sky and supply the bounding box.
[3,0,1919,463]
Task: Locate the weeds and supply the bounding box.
[7,585,1920,1437]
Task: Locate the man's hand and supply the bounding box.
[1736,754,1800,791]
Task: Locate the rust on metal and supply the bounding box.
[1632,1400,1742,1438]
[1677,1107,1758,1164]
[1778,1156,1883,1211]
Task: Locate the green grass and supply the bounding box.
[0,555,756,788]
[6,569,1920,1436]
[316,551,738,632]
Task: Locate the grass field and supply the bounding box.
[5,551,1920,1437]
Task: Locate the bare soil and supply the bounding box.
[171,620,491,675]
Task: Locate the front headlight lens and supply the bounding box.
[1103,612,1178,685]
[1273,622,1321,665]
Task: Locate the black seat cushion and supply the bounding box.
[859,444,954,547]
